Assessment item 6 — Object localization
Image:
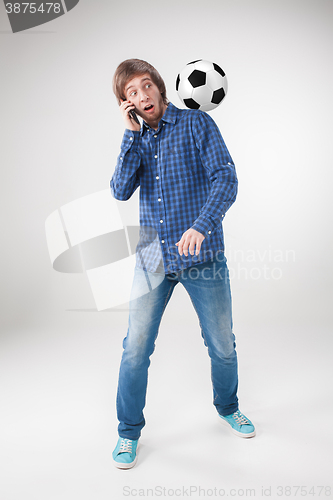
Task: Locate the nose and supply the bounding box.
[139,89,149,101]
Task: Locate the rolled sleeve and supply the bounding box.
[191,112,238,235]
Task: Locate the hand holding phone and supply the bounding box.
[129,108,140,125]
[120,98,140,131]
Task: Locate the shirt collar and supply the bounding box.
[140,102,179,136]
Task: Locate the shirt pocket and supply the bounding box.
[164,144,198,180]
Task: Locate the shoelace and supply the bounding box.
[232,410,250,425]
[119,439,133,453]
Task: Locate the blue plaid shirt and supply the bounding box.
[110,102,238,274]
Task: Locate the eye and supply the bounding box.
[130,91,137,97]
[145,84,151,89]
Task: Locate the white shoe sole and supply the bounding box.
[219,417,256,438]
[113,442,139,469]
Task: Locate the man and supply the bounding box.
[110,59,255,469]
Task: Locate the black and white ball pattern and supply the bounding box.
[176,60,228,112]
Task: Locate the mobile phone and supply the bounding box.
[122,97,140,125]
[129,109,140,125]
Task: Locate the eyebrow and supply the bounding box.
[125,77,152,93]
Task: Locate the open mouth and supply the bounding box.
[144,104,154,112]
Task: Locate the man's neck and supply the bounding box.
[145,103,168,130]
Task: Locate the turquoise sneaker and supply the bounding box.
[112,437,139,469]
[219,410,256,438]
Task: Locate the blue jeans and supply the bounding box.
[116,253,239,440]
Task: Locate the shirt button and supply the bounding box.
[156,176,159,180]
[160,219,163,223]
[161,239,165,243]
[154,155,158,159]
[154,135,157,138]
[130,137,133,141]
[208,230,211,234]
[120,156,122,160]
[158,198,161,202]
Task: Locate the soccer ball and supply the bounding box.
[176,60,228,112]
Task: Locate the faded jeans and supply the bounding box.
[116,253,239,440]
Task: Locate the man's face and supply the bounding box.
[124,73,167,127]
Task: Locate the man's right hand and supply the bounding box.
[120,99,141,132]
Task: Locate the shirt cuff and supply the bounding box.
[121,129,141,151]
[192,214,225,238]
[192,217,214,238]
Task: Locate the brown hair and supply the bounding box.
[113,59,168,105]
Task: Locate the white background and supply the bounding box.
[1,1,332,499]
